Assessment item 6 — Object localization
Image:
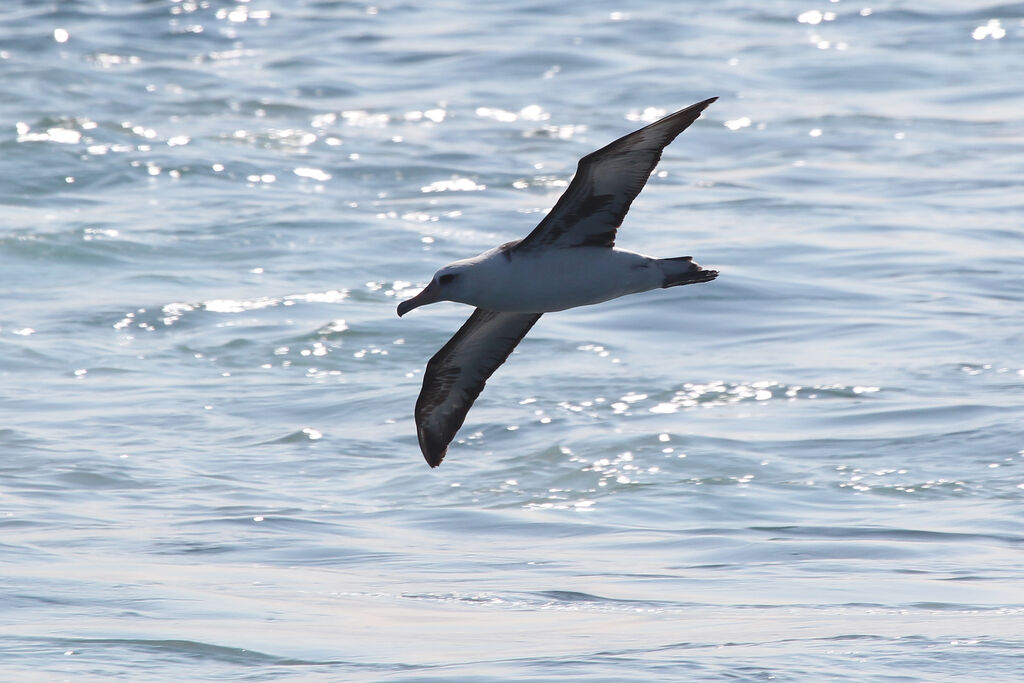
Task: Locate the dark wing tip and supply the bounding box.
[692,96,719,110]
[419,428,447,468]
[416,403,450,468]
[663,96,718,127]
[654,96,718,134]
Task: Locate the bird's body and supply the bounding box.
[435,244,704,313]
[398,97,720,467]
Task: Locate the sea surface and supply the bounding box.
[2,1,1023,680]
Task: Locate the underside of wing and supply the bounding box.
[415,309,543,467]
[514,97,717,252]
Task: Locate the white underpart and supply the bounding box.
[451,246,664,313]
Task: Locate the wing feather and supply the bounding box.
[415,309,542,467]
[514,97,717,251]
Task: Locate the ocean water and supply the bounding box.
[2,0,1023,680]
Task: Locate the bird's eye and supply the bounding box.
[439,273,457,285]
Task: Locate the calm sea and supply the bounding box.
[2,1,1022,680]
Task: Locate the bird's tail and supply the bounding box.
[658,256,718,288]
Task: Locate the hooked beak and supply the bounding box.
[397,281,441,317]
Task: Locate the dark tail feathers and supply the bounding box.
[659,256,719,288]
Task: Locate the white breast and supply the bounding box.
[463,247,663,313]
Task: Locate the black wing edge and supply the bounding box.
[513,96,718,252]
[414,309,543,468]
[577,96,718,170]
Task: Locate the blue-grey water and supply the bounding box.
[2,1,1023,680]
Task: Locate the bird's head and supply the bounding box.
[396,264,469,316]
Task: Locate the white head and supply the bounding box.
[396,263,473,316]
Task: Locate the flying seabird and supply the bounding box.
[398,97,719,467]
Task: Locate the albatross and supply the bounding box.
[398,97,719,467]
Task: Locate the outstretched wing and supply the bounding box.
[513,97,717,252]
[415,309,542,467]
